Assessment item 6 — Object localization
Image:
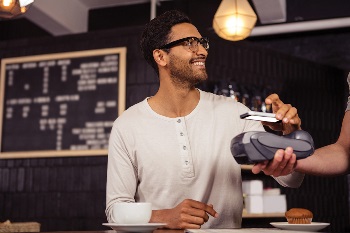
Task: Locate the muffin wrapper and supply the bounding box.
[287,218,312,224]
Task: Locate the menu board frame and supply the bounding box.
[0,47,126,159]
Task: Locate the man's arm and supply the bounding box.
[150,199,218,229]
[295,111,350,176]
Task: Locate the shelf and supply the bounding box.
[242,212,285,218]
[240,165,285,220]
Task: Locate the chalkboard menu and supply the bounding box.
[0,47,126,159]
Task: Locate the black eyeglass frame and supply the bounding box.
[158,36,209,51]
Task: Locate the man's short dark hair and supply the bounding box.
[140,10,191,75]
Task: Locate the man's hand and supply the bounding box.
[150,199,218,229]
[252,147,296,177]
[263,93,301,135]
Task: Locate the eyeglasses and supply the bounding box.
[159,37,209,52]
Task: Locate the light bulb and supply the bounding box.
[226,15,244,35]
[2,0,14,7]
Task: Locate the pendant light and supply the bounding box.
[213,0,257,41]
[0,0,34,19]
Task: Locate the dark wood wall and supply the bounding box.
[0,26,348,232]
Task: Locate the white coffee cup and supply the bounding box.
[112,202,152,224]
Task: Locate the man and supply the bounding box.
[106,10,304,229]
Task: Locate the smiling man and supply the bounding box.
[106,10,304,229]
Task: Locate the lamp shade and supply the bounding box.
[213,0,257,41]
[0,0,33,19]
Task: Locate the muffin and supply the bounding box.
[285,208,313,224]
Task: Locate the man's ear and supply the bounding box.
[153,49,166,66]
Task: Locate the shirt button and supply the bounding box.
[177,119,181,123]
[180,132,184,136]
[183,146,186,150]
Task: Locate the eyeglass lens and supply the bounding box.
[188,38,209,52]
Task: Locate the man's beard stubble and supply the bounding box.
[168,55,208,89]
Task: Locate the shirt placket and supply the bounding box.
[175,117,194,178]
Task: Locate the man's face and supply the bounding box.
[166,23,208,88]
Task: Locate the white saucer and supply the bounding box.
[103,223,166,232]
[270,222,330,232]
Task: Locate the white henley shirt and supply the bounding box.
[106,89,304,228]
